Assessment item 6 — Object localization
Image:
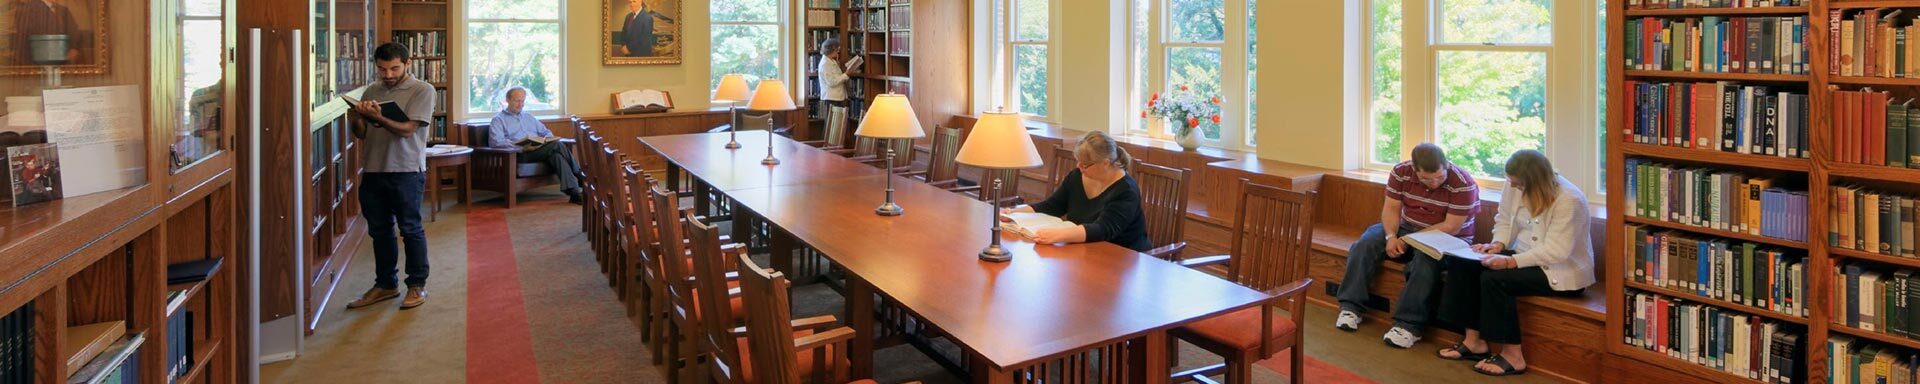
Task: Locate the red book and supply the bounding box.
[1644,19,1657,70]
[1732,18,1746,73]
[1872,91,1889,164]
[1625,80,1638,143]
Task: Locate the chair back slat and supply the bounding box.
[926,126,962,182]
[1047,146,1076,192]
[737,254,804,384]
[825,106,850,148]
[852,136,880,157]
[687,216,745,382]
[882,137,914,164]
[648,186,697,316]
[1228,182,1316,298]
[1133,161,1191,260]
[623,165,660,286]
[977,168,1023,207]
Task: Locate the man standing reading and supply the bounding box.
[346,42,437,310]
[1333,143,1479,349]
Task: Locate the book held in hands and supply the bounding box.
[1000,212,1075,241]
[1400,230,1490,262]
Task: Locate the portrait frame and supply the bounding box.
[0,0,109,76]
[602,0,681,65]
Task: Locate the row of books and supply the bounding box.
[889,5,911,31]
[858,9,887,32]
[1624,81,1811,158]
[1624,160,1810,242]
[1829,89,1920,167]
[393,31,446,57]
[1626,16,1812,75]
[1626,0,1801,9]
[1831,337,1920,384]
[408,59,447,84]
[164,306,193,382]
[1832,186,1920,258]
[1624,289,1804,383]
[434,89,448,115]
[1829,9,1920,78]
[806,0,841,8]
[1627,224,1808,316]
[805,9,838,27]
[0,305,31,384]
[1837,263,1920,340]
[889,32,912,56]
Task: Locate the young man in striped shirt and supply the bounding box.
[1334,143,1480,349]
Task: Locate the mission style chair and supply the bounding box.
[737,253,874,384]
[1046,145,1077,192]
[1134,161,1192,261]
[1169,181,1316,384]
[620,164,661,340]
[903,126,979,193]
[466,119,568,208]
[800,106,856,156]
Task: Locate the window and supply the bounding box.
[175,0,225,171]
[1362,0,1601,191]
[1125,0,1255,150]
[711,0,786,91]
[1005,0,1050,117]
[466,0,565,114]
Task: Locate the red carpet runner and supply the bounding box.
[465,207,543,383]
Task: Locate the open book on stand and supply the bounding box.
[612,89,673,114]
[1401,230,1490,261]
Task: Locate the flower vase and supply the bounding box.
[1175,123,1199,151]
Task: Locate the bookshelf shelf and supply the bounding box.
[1612,346,1770,384]
[1830,0,1920,9]
[1827,162,1920,185]
[1829,323,1920,350]
[1622,6,1808,16]
[164,278,211,318]
[173,339,223,384]
[1622,216,1809,249]
[1830,76,1920,86]
[1621,143,1812,172]
[1831,247,1920,269]
[1624,70,1810,82]
[1624,281,1808,325]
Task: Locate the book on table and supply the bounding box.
[1401,230,1490,261]
[1001,212,1075,240]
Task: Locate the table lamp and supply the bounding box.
[854,94,925,216]
[747,79,798,165]
[712,74,752,149]
[953,109,1043,262]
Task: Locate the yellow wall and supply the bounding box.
[563,0,713,115]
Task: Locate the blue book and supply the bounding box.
[1699,240,1711,296]
[1848,263,1864,327]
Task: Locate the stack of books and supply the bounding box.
[1,305,31,384]
[1627,224,1808,316]
[1828,88,1920,168]
[165,309,193,382]
[1830,186,1919,258]
[1624,160,1809,242]
[1626,16,1812,75]
[1623,81,1811,158]
[1624,289,1803,383]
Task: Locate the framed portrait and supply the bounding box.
[603,0,681,65]
[0,0,108,76]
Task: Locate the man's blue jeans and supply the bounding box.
[361,172,430,289]
[1335,223,1444,332]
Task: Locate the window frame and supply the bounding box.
[1002,0,1053,119]
[464,0,568,116]
[711,0,790,94]
[1123,0,1254,152]
[1359,0,1600,193]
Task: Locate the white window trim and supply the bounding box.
[463,1,568,117]
[1358,0,1599,194]
[972,0,1060,121]
[1122,0,1255,152]
[714,1,790,89]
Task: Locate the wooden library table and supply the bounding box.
[424,146,473,222]
[640,131,1270,383]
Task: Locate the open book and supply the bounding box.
[1401,230,1490,261]
[1001,212,1076,240]
[516,136,562,147]
[339,95,411,123]
[613,89,673,114]
[846,55,865,71]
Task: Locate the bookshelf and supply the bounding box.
[382,0,454,143]
[802,0,967,144]
[1608,1,1920,382]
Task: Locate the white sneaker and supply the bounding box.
[1382,327,1421,349]
[1333,310,1361,332]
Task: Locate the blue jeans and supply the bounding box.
[361,172,429,289]
[1336,223,1443,332]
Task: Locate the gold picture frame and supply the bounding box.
[0,0,109,76]
[603,0,681,65]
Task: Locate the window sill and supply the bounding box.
[1339,167,1610,219]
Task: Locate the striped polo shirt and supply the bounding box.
[1386,161,1480,241]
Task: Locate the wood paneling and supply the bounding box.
[65,252,130,326]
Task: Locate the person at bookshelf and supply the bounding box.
[816,38,861,111]
[1333,143,1480,349]
[1435,149,1594,377]
[487,87,582,204]
[345,42,437,310]
[998,131,1152,252]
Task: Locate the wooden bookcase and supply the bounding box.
[801,0,967,145]
[1604,1,1920,382]
[382,0,454,143]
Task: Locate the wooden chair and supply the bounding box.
[1046,145,1077,192]
[903,126,976,193]
[597,145,625,282]
[966,168,1025,208]
[620,164,661,343]
[1168,181,1315,384]
[736,253,872,384]
[687,215,750,383]
[1134,161,1192,261]
[648,184,712,383]
[800,106,855,155]
[852,137,913,172]
[467,119,568,208]
[604,150,636,304]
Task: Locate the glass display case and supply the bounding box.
[0,0,155,207]
[172,0,227,172]
[310,0,332,110]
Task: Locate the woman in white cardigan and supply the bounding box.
[1433,149,1595,376]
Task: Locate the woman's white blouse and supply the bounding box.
[1491,175,1597,291]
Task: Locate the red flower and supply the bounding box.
[1147,99,1156,108]
[1211,97,1221,104]
[1210,115,1221,124]
[1140,111,1148,118]
[1187,117,1199,127]
[1179,85,1189,91]
[1151,93,1160,100]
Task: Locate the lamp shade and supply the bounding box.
[954,110,1043,170]
[854,94,925,139]
[746,79,798,111]
[712,74,752,103]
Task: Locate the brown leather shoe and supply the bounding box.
[346,287,399,309]
[400,287,428,309]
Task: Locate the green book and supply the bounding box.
[1743,243,1758,307]
[1893,103,1911,168]
[1909,106,1920,168]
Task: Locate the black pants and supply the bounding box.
[519,141,580,192]
[361,172,429,289]
[1437,254,1581,344]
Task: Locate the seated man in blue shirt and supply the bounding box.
[487,87,582,204]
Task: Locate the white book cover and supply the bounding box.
[1401,229,1490,262]
[1001,212,1076,240]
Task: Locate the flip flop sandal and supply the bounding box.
[1474,355,1529,376]
[1437,342,1491,361]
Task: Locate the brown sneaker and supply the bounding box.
[346,287,400,309]
[400,287,428,309]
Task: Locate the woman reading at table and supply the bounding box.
[1001,131,1153,252]
[1434,149,1594,376]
